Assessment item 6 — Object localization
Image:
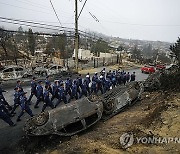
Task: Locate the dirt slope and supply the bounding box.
[41,91,180,154]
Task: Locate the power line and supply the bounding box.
[0,1,52,15]
[0,20,102,41]
[0,16,103,40]
[0,16,106,42]
[78,0,88,19]
[49,0,62,27]
[0,16,73,30]
[89,12,99,22]
[0,28,75,38]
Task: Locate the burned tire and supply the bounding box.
[103,100,116,115]
[32,112,49,126]
[88,95,99,102]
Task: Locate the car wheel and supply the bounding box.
[103,100,116,115]
[32,112,49,126]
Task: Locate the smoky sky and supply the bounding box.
[0,0,180,42]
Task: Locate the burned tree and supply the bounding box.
[0,28,11,59]
[170,37,180,67]
[28,28,36,56]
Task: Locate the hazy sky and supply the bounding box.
[0,0,180,42]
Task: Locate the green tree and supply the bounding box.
[170,37,180,67]
[28,28,36,56]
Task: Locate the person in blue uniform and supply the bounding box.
[58,75,63,85]
[34,80,44,108]
[16,80,24,92]
[92,72,98,82]
[126,72,130,82]
[71,80,78,100]
[123,72,127,85]
[86,73,91,83]
[0,82,12,110]
[130,72,136,81]
[65,78,72,96]
[104,77,112,92]
[28,77,37,103]
[75,76,81,95]
[84,77,90,95]
[51,80,59,101]
[17,92,34,122]
[91,79,97,94]
[0,100,15,126]
[98,75,104,94]
[101,68,106,76]
[79,80,88,98]
[11,87,21,114]
[55,82,67,107]
[106,70,112,81]
[45,76,52,95]
[112,71,117,87]
[116,71,121,85]
[42,85,54,112]
[78,74,83,87]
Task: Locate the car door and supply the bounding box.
[14,67,24,78]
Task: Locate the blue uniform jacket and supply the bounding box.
[19,95,28,109]
[45,79,51,86]
[44,89,50,101]
[52,84,59,95]
[31,81,37,92]
[36,84,43,97]
[71,84,77,95]
[58,87,65,98]
[14,91,21,104]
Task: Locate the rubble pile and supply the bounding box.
[144,65,180,91]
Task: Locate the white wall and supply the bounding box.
[73,49,93,59]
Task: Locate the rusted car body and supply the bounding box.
[24,81,143,136]
[144,64,179,91]
[24,97,103,136]
[0,65,32,80]
[101,81,144,117]
[33,64,67,76]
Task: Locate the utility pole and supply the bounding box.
[75,0,79,72]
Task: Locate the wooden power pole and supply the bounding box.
[75,0,79,72]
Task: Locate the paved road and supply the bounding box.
[0,68,148,153]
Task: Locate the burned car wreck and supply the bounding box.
[24,81,144,136]
[144,64,179,91]
[24,97,103,136]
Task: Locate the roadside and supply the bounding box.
[78,61,143,75]
[41,91,180,154]
[1,61,143,89]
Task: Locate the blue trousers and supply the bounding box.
[17,104,33,120]
[0,108,14,126]
[42,99,54,112]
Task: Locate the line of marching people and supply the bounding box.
[0,68,136,127]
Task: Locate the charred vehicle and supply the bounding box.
[144,64,179,91]
[34,64,67,76]
[24,81,143,136]
[0,65,32,80]
[101,81,143,117]
[24,97,103,136]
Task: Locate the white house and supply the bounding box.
[73,49,93,59]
